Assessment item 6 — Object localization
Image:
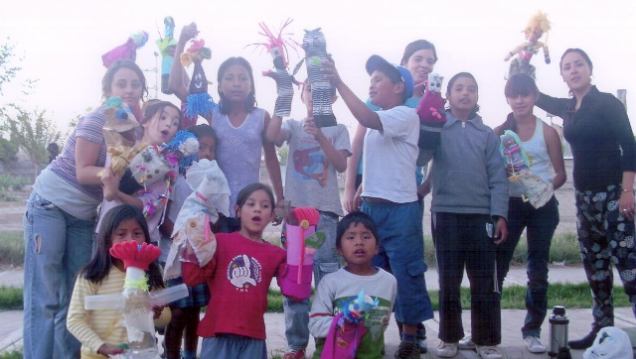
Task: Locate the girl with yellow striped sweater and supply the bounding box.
[67,205,164,358]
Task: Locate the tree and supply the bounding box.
[4,104,61,179]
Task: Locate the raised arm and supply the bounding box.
[169,24,197,108]
[535,93,570,119]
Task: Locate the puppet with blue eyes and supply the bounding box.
[99,96,144,178]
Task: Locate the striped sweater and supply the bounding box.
[67,266,126,359]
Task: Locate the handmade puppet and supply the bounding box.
[321,290,380,359]
[156,16,178,94]
[282,207,325,299]
[85,241,188,358]
[500,130,553,208]
[98,97,146,179]
[163,159,231,280]
[297,28,336,127]
[180,38,216,119]
[504,11,551,80]
[416,73,446,166]
[248,19,300,117]
[102,31,149,68]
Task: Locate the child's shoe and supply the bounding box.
[283,349,306,359]
[394,340,420,359]
[524,336,546,353]
[416,338,428,353]
[458,335,476,350]
[437,341,458,358]
[476,345,503,359]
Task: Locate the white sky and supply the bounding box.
[1,0,636,134]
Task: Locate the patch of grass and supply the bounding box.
[0,232,24,267]
[423,233,582,268]
[0,286,23,310]
[268,289,284,313]
[0,349,22,359]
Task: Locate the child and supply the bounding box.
[67,205,164,359]
[309,211,397,359]
[422,72,509,359]
[170,23,284,225]
[181,183,308,359]
[321,54,430,359]
[98,100,182,245]
[159,124,219,359]
[271,81,351,359]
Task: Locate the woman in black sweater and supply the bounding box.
[536,48,636,350]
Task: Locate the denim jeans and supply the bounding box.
[496,196,559,338]
[23,192,95,359]
[433,212,501,346]
[283,212,340,350]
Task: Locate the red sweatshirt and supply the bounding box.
[182,232,287,339]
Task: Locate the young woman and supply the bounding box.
[494,73,566,353]
[170,23,284,229]
[23,60,146,359]
[425,72,508,359]
[535,48,636,350]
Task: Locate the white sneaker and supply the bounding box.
[458,335,476,350]
[476,345,503,359]
[437,341,459,358]
[524,336,546,353]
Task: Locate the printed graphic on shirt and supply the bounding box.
[292,143,330,187]
[227,254,262,292]
[333,295,392,342]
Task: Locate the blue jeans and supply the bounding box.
[362,200,434,325]
[283,211,340,350]
[200,335,266,359]
[23,192,95,359]
[497,196,559,338]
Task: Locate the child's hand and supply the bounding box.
[303,118,326,142]
[97,344,125,356]
[494,217,508,245]
[101,167,122,201]
[179,23,198,45]
[152,305,165,320]
[321,54,342,88]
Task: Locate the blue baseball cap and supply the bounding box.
[365,54,414,100]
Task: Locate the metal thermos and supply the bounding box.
[549,306,572,359]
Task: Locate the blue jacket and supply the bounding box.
[430,111,509,220]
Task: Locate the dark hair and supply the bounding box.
[217,57,257,115]
[141,100,183,128]
[400,39,438,66]
[446,72,480,119]
[235,183,275,209]
[335,211,379,249]
[496,74,540,136]
[80,205,164,289]
[186,124,217,143]
[375,64,409,103]
[560,48,593,72]
[101,60,148,100]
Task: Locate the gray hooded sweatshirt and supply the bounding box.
[430,111,509,220]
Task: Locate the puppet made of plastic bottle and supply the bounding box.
[163,159,231,280]
[84,241,188,358]
[321,290,379,359]
[156,16,178,95]
[500,130,553,208]
[416,73,446,166]
[282,207,326,299]
[180,38,216,119]
[98,97,146,178]
[248,19,301,117]
[297,28,336,128]
[504,11,551,80]
[102,31,149,69]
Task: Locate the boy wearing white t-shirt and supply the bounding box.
[322,54,430,359]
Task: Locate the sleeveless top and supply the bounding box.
[510,118,552,197]
[212,107,265,216]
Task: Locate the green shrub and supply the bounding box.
[0,349,23,359]
[0,232,25,266]
[0,174,29,191]
[0,286,23,310]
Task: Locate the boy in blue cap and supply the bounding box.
[322,55,430,359]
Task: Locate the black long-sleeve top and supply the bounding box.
[536,86,636,191]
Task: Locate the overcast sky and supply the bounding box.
[1,0,635,135]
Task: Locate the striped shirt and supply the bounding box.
[67,266,126,358]
[48,105,108,202]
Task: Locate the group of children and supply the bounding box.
[39,20,611,359]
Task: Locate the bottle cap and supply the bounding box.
[553,306,566,316]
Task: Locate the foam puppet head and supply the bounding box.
[342,289,380,324]
[181,39,216,119]
[99,97,145,177]
[157,16,178,94]
[102,30,149,68]
[416,73,446,165]
[248,19,299,70]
